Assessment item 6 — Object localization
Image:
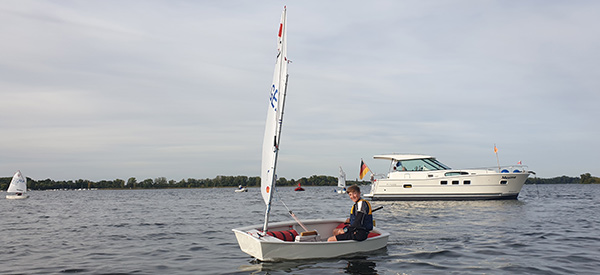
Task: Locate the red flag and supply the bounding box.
[494,145,498,153]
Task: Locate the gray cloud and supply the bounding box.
[1,1,598,181]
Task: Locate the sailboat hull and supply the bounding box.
[232,218,389,261]
[6,194,29,200]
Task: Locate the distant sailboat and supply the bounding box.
[336,166,347,194]
[6,170,29,200]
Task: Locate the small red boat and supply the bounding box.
[294,183,305,191]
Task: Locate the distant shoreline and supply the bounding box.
[2,173,598,191]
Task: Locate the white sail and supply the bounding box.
[7,170,27,193]
[338,166,346,188]
[260,7,288,231]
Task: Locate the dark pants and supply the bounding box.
[335,228,368,241]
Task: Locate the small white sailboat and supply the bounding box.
[336,166,347,194]
[6,170,29,200]
[232,7,388,261]
[235,185,248,193]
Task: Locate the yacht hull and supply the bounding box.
[365,161,531,201]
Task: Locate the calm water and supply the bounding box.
[1,184,599,274]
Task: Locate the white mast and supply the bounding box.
[261,6,288,233]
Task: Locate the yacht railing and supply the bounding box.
[474,165,530,173]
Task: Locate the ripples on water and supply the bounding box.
[1,184,598,274]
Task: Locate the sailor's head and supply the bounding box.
[346,185,361,202]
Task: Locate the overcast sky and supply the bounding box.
[1,1,599,182]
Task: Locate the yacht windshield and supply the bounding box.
[395,158,451,171]
[428,158,451,169]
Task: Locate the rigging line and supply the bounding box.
[281,200,309,232]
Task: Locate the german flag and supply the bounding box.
[359,159,370,180]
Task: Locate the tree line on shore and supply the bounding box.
[1,173,599,191]
[0,175,345,191]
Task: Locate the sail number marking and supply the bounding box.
[270,84,278,111]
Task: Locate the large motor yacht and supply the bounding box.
[364,154,533,200]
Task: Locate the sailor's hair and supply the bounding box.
[347,185,360,194]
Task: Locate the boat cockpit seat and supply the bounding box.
[367,232,381,238]
[266,229,298,242]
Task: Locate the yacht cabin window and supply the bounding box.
[393,158,451,171]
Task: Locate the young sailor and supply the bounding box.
[328,185,373,241]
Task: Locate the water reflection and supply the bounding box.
[344,257,377,275]
[237,259,304,274]
[236,253,383,275]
